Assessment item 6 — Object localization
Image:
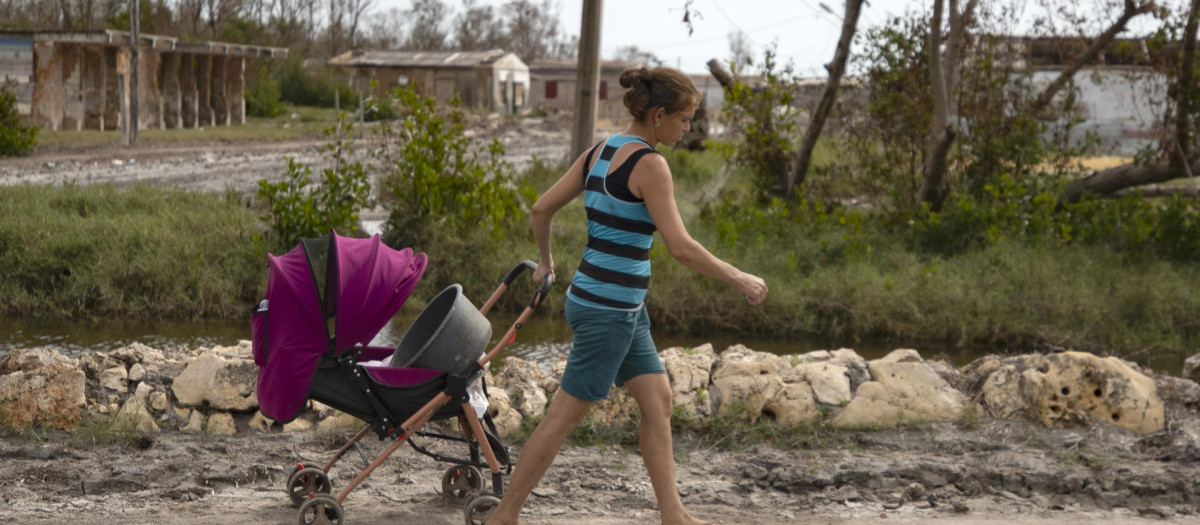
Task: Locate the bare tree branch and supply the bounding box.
[788,0,864,197]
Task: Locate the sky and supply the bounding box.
[555,0,911,76]
[374,0,914,77]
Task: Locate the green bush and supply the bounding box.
[374,87,537,251]
[257,117,373,248]
[0,88,37,156]
[245,64,283,118]
[277,59,354,109]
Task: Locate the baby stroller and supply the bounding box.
[251,232,552,525]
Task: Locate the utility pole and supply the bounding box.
[129,0,139,144]
[571,0,602,160]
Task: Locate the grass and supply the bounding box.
[69,412,150,448]
[34,105,342,151]
[0,183,266,319]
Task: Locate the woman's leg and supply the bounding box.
[486,388,592,525]
[623,373,712,525]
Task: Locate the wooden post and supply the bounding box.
[129,0,139,144]
[571,0,602,160]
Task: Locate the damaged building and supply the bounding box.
[0,30,287,131]
[327,49,529,114]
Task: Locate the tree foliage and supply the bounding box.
[0,88,38,157]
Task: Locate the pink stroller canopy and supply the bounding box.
[253,232,427,422]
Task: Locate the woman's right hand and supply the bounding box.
[735,272,768,305]
[533,260,555,285]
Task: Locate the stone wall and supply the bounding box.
[0,342,1180,440]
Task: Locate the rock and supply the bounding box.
[833,354,968,428]
[149,391,170,412]
[763,381,819,424]
[512,386,548,418]
[0,347,73,374]
[181,411,205,433]
[1184,353,1200,383]
[206,412,237,435]
[591,387,638,428]
[880,349,923,363]
[128,363,146,382]
[795,361,852,405]
[0,360,87,429]
[99,366,128,392]
[485,389,523,438]
[316,413,358,432]
[976,352,1164,434]
[711,345,784,420]
[661,344,719,428]
[116,395,160,434]
[172,351,258,411]
[248,411,275,432]
[283,418,313,432]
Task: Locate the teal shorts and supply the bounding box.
[559,297,665,401]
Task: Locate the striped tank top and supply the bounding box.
[567,134,660,311]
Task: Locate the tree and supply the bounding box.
[501,0,562,63]
[454,0,504,50]
[404,0,448,51]
[789,0,864,198]
[615,44,661,66]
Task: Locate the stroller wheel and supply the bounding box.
[297,494,344,525]
[463,493,501,525]
[442,464,487,503]
[289,462,323,481]
[288,467,333,508]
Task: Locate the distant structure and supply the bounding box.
[528,58,642,124]
[327,49,529,114]
[0,30,287,131]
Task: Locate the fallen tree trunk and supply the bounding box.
[1059,153,1200,204]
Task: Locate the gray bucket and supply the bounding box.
[388,284,492,372]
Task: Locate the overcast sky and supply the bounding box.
[374,0,1176,77]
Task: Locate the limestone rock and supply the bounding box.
[795,361,852,405]
[485,389,523,438]
[0,347,73,374]
[711,345,817,423]
[977,352,1164,434]
[149,391,170,412]
[661,344,719,429]
[834,355,968,428]
[206,412,237,435]
[591,387,638,428]
[116,395,160,434]
[283,418,313,432]
[172,351,258,411]
[181,411,206,433]
[249,411,276,432]
[0,361,87,429]
[316,413,358,433]
[1184,353,1200,383]
[128,363,146,383]
[99,366,128,392]
[512,386,548,418]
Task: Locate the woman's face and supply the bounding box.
[655,106,695,147]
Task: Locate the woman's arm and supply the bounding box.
[631,155,768,304]
[530,149,589,283]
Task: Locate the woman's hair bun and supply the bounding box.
[619,67,652,89]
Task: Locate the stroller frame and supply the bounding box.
[287,261,553,525]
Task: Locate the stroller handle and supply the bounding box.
[479,260,555,316]
[501,260,555,309]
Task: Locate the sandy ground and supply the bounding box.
[4,415,1200,525]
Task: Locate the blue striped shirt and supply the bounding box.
[568,134,660,311]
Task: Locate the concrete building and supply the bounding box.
[0,30,287,131]
[527,58,643,124]
[327,49,529,114]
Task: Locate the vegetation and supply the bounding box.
[0,88,38,157]
[0,184,264,320]
[257,117,373,249]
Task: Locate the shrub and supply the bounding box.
[373,87,537,251]
[245,64,283,118]
[0,87,37,157]
[257,117,373,248]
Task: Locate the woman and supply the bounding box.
[487,66,768,525]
